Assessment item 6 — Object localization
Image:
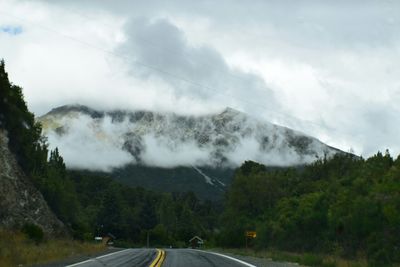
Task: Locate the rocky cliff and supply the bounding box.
[0,130,65,235]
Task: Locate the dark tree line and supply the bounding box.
[218,153,400,265]
[68,170,219,246]
[0,59,45,175]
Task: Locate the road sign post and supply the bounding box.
[246,231,257,238]
[245,231,256,249]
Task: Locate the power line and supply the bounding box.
[59,5,248,83]
[0,10,343,139]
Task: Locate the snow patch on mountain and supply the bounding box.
[39,105,341,171]
[192,165,214,185]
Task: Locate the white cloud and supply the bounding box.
[140,134,210,168]
[45,115,134,172]
[40,109,338,170]
[1,0,400,158]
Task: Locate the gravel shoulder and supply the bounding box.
[32,247,125,267]
[208,250,302,267]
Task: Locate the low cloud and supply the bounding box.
[45,115,134,172]
[41,108,336,171]
[140,134,210,168]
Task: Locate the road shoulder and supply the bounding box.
[34,247,125,267]
[206,249,301,267]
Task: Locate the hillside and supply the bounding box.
[40,105,341,168]
[39,105,343,199]
[0,130,65,234]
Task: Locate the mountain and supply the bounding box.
[0,130,65,234]
[38,104,343,200]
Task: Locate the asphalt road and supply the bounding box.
[163,249,255,267]
[66,248,157,267]
[65,248,256,267]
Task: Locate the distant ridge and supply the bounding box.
[38,104,344,200]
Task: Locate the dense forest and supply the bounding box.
[219,154,400,265]
[1,60,399,266]
[0,59,219,245]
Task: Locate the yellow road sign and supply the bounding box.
[246,231,257,238]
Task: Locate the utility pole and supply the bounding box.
[146,230,150,248]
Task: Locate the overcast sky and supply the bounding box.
[1,0,399,157]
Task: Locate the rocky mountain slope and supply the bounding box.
[38,105,343,199]
[0,130,65,234]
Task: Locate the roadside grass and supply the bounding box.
[210,248,372,267]
[0,230,106,267]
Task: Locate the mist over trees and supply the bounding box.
[0,60,218,244]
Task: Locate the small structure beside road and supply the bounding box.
[103,233,116,246]
[189,236,204,249]
[95,233,116,245]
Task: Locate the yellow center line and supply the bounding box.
[149,249,166,267]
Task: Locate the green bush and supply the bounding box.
[113,240,135,248]
[82,232,94,242]
[322,262,337,267]
[368,248,391,267]
[22,223,44,244]
[300,253,324,266]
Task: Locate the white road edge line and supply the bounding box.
[194,250,257,267]
[66,259,94,267]
[96,249,131,259]
[66,249,131,266]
